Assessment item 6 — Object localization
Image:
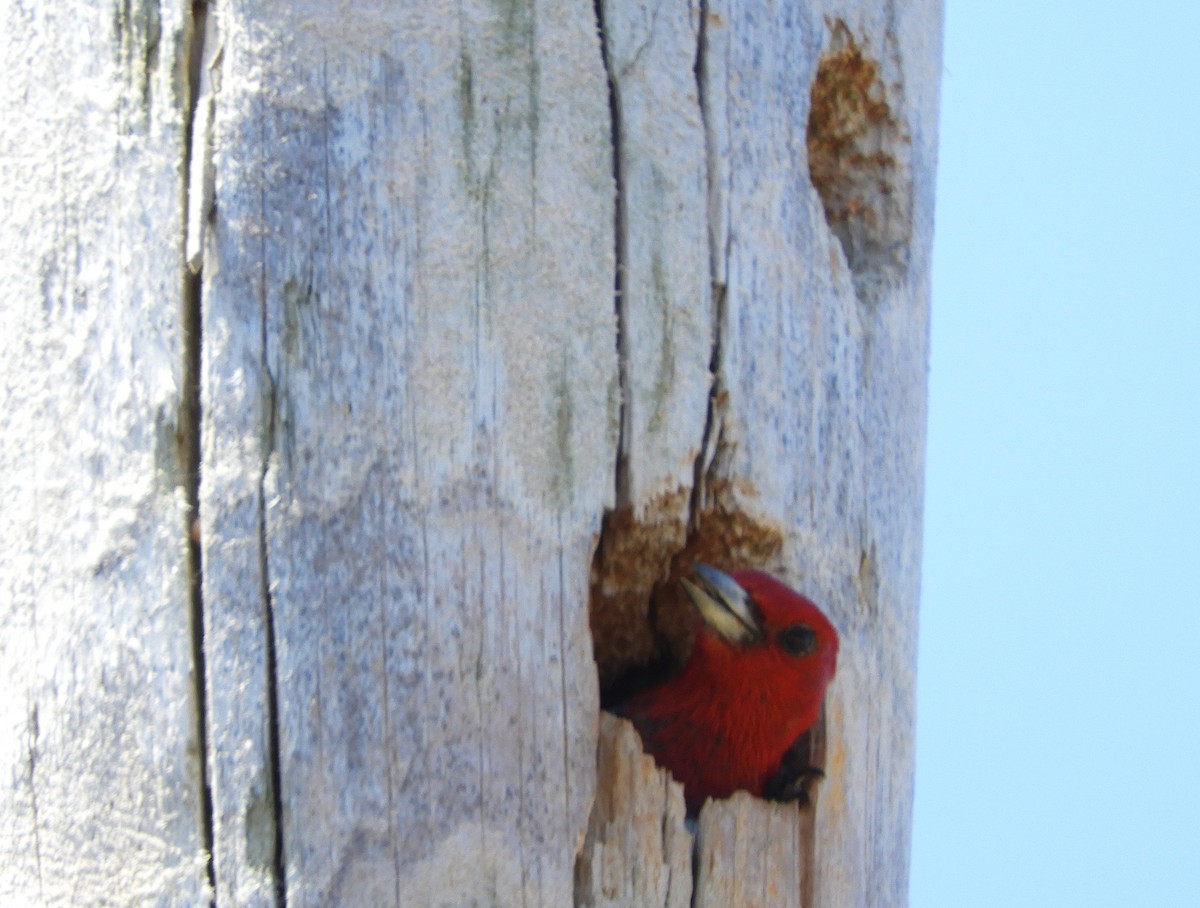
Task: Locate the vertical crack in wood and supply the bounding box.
[181,2,215,899]
[593,0,630,509]
[257,224,288,908]
[688,0,724,538]
[254,87,287,908]
[555,513,577,869]
[184,268,214,897]
[26,702,44,901]
[256,400,286,908]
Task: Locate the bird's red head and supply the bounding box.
[682,564,839,733]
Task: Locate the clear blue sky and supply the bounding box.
[911,3,1200,905]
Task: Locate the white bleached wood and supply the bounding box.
[574,714,692,908]
[0,1,208,904]
[199,2,616,905]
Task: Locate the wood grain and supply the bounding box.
[1,0,940,904]
[199,2,616,904]
[0,1,209,903]
[574,714,692,908]
[587,2,942,906]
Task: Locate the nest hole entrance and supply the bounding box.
[807,22,912,300]
[587,486,785,703]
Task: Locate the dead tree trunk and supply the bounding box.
[1,2,941,906]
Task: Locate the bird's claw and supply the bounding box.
[762,766,826,806]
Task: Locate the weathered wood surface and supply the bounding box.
[695,793,808,908]
[599,0,713,514]
[574,715,692,908]
[1,0,940,905]
[587,1,942,906]
[0,1,208,903]
[198,2,616,905]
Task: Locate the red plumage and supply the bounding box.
[616,565,839,814]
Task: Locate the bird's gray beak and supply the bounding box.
[680,563,760,645]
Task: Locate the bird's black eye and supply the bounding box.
[778,624,817,657]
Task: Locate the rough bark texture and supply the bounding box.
[1,0,940,906]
